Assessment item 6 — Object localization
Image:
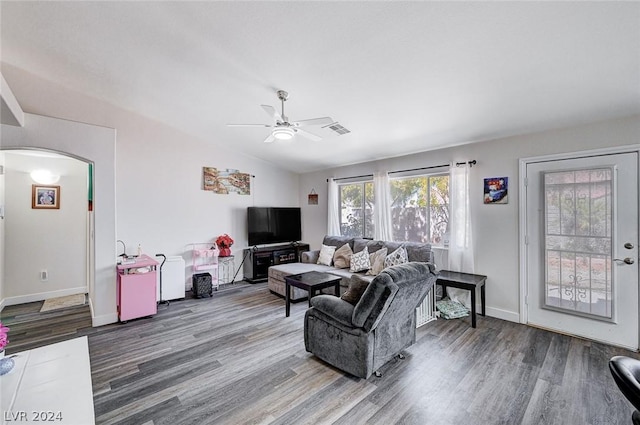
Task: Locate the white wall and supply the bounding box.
[2,69,300,257]
[0,153,4,308]
[3,152,87,302]
[1,70,300,324]
[300,114,640,323]
[114,118,299,260]
[1,114,116,325]
[1,73,24,127]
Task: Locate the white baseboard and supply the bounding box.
[88,296,95,319]
[89,297,118,328]
[485,306,519,323]
[91,311,118,327]
[88,298,118,327]
[2,287,88,307]
[0,298,5,312]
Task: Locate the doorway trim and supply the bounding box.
[519,144,640,326]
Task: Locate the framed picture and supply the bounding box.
[484,177,508,204]
[32,185,60,209]
[202,167,251,195]
[308,189,318,205]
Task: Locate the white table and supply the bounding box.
[218,255,235,285]
[1,337,95,424]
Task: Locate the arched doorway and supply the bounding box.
[1,149,92,308]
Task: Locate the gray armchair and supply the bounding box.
[304,262,437,379]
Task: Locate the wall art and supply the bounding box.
[484,177,508,204]
[308,188,318,205]
[32,185,60,209]
[203,167,250,195]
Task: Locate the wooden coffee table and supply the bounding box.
[284,271,341,317]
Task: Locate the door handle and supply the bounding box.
[613,258,635,265]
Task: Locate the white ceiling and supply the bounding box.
[2,2,639,173]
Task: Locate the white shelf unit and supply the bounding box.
[191,243,219,290]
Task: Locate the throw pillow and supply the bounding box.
[366,247,388,276]
[349,246,370,273]
[317,244,337,266]
[333,243,353,269]
[384,246,408,268]
[341,274,371,305]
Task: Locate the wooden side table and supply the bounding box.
[437,270,487,328]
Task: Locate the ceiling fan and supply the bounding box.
[228,90,334,143]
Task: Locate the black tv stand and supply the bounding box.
[243,242,310,283]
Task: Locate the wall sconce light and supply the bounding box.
[30,169,60,185]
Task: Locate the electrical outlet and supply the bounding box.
[40,270,48,281]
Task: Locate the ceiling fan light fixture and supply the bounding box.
[272,127,294,140]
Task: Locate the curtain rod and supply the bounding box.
[326,162,452,182]
[388,163,450,175]
[455,160,477,167]
[328,174,373,182]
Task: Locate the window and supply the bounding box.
[338,181,374,238]
[543,168,613,319]
[390,174,450,245]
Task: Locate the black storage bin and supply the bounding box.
[193,273,213,298]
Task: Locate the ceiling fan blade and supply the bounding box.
[227,123,273,127]
[294,117,334,127]
[261,104,283,122]
[263,133,276,143]
[295,128,322,142]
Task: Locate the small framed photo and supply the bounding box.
[32,185,60,209]
[484,177,508,204]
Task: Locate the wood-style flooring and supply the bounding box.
[0,297,93,353]
[1,282,638,425]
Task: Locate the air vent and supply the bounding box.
[324,122,351,135]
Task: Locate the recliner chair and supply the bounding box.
[610,356,640,424]
[304,262,437,379]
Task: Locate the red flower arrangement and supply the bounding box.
[216,234,234,257]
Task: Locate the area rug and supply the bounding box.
[40,294,86,312]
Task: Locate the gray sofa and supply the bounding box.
[268,235,434,301]
[304,261,437,378]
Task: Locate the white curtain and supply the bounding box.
[327,178,341,236]
[373,171,393,241]
[447,164,474,307]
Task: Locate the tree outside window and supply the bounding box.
[339,182,374,238]
[390,174,449,245]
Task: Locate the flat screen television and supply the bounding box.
[248,207,302,246]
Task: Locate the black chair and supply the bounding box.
[610,356,640,425]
